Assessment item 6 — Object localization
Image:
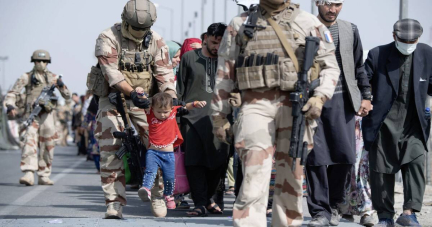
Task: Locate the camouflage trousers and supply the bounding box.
[232,89,315,227]
[21,112,58,177]
[95,97,162,205]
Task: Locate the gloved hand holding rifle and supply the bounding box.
[20,75,62,130]
[289,36,323,172]
[109,92,145,186]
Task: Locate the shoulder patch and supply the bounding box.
[318,25,333,44]
[323,30,333,43]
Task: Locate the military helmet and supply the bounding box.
[121,0,157,30]
[31,49,51,63]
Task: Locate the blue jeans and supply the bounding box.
[142,149,175,196]
[93,154,100,171]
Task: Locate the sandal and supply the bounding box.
[207,203,223,214]
[186,206,208,217]
[225,187,235,196]
[176,200,191,210]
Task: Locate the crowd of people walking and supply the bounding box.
[3,0,431,226]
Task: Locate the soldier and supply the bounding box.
[5,49,71,186]
[93,0,176,219]
[211,0,340,226]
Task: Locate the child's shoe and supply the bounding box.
[165,195,176,209]
[138,187,151,202]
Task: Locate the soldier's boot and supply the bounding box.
[151,197,167,217]
[38,176,54,185]
[19,171,34,186]
[105,202,123,219]
[150,169,167,217]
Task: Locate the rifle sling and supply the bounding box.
[264,14,299,73]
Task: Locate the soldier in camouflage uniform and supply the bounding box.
[211,0,340,226]
[93,0,176,219]
[5,49,71,186]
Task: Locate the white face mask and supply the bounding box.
[395,40,418,55]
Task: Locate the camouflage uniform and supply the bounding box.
[211,4,339,227]
[95,24,175,207]
[5,70,71,180]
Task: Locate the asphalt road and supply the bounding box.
[0,146,362,226]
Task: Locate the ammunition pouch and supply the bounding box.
[87,65,109,97]
[236,55,299,91]
[236,54,318,91]
[119,62,145,72]
[236,4,322,92]
[122,70,152,94]
[118,48,153,94]
[279,58,298,91]
[237,65,265,90]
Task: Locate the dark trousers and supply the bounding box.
[370,155,426,219]
[306,164,352,220]
[234,153,242,197]
[186,165,223,208]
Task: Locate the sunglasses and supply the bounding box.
[130,25,150,31]
[35,60,49,63]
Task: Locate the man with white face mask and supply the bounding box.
[364,18,431,227]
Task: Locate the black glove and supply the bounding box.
[172,98,185,106]
[6,105,15,114]
[131,91,150,109]
[57,78,64,88]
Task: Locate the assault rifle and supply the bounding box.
[110,92,145,186]
[21,76,60,129]
[289,37,321,172]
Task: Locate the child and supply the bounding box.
[135,89,206,209]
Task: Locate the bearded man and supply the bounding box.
[306,1,373,226]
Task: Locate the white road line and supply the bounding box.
[0,158,86,216]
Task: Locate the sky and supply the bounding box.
[0,0,431,98]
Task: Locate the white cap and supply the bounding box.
[236,0,259,8]
[316,0,344,5]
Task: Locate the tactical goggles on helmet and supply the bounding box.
[130,25,150,31]
[34,60,49,63]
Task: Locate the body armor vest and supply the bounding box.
[236,4,307,91]
[24,70,57,116]
[116,24,154,94]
